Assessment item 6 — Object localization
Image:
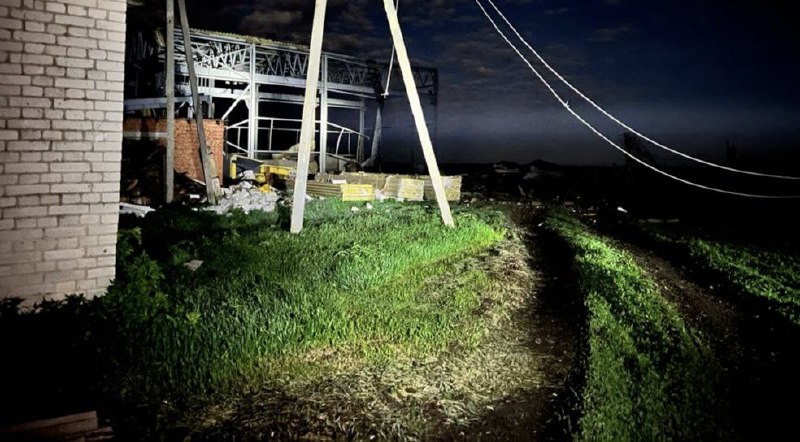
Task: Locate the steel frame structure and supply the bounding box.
[125,27,438,173]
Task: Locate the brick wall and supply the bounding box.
[0,0,127,304]
[123,117,224,182]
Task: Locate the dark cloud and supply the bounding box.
[587,25,633,42]
[543,7,572,15]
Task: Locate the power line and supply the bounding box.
[483,0,800,181]
[473,0,800,198]
[382,0,400,97]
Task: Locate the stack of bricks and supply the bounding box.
[122,117,224,182]
[0,0,127,304]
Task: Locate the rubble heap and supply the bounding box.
[206,182,280,214]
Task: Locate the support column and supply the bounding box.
[382,0,453,226]
[165,0,175,203]
[357,99,365,162]
[319,54,329,173]
[248,43,258,157]
[290,0,328,233]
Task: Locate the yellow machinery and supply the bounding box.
[228,154,294,188]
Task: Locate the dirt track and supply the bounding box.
[613,236,800,440]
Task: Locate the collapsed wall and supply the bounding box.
[122,118,225,183]
[0,0,127,304]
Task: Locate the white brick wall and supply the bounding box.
[0,0,126,304]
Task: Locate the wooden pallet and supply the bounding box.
[418,175,462,201]
[0,410,113,441]
[339,172,391,188]
[383,176,424,201]
[306,182,374,201]
[340,172,426,201]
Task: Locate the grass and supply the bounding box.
[636,223,800,325]
[545,209,722,440]
[687,239,800,323]
[174,227,542,439]
[0,199,507,435]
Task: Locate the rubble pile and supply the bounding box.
[207,181,280,214]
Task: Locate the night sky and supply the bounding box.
[179,0,800,165]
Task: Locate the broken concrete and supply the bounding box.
[206,182,280,214]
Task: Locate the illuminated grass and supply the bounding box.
[636,223,800,325]
[102,200,505,413]
[545,210,722,440]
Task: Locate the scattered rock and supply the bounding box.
[206,182,280,214]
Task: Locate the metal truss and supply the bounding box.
[125,27,439,171]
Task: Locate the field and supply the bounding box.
[1,167,799,439]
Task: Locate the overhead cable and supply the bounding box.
[473,0,800,198]
[483,0,800,181]
[383,0,400,97]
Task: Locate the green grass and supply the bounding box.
[687,239,800,323]
[1,199,505,433]
[545,210,722,440]
[635,223,800,325]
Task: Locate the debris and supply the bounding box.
[617,206,628,214]
[366,203,373,210]
[206,182,280,214]
[351,206,360,212]
[240,169,256,181]
[183,260,203,271]
[120,202,155,218]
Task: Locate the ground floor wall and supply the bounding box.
[0,0,127,304]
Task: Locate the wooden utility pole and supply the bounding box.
[176,0,220,204]
[165,0,175,203]
[290,0,328,233]
[382,0,453,226]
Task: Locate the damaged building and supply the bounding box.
[122,11,439,200]
[1,0,440,303]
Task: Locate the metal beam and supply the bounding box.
[290,0,327,233]
[357,100,365,162]
[165,0,175,203]
[319,55,329,173]
[382,0,453,226]
[219,84,251,121]
[177,0,220,204]
[248,43,258,157]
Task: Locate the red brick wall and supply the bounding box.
[123,118,224,182]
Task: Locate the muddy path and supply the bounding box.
[607,234,800,440]
[444,208,585,441]
[425,206,584,440]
